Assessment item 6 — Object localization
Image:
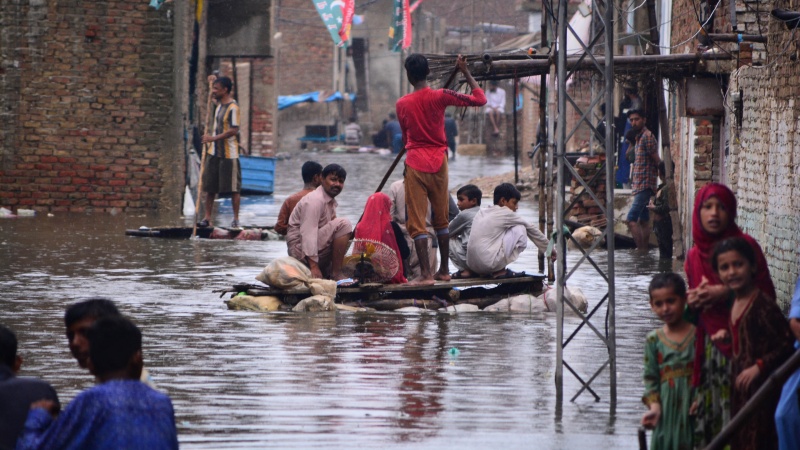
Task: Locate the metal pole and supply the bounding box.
[537,3,549,276]
[604,0,617,408]
[554,0,567,400]
[513,78,519,184]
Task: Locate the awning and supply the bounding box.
[277,91,356,110]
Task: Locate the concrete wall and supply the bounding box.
[0,0,187,213]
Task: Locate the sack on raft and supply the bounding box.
[293,295,336,312]
[227,295,284,312]
[233,229,263,241]
[256,256,312,289]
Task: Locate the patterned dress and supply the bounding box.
[729,290,794,450]
[643,327,696,450]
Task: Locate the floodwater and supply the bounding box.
[0,153,680,449]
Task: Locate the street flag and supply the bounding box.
[388,0,411,52]
[312,0,348,47]
[409,0,425,13]
[338,0,355,44]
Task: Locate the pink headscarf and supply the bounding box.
[354,193,407,284]
[684,183,775,386]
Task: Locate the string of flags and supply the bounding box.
[313,0,425,51]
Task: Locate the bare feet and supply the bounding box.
[408,277,436,286]
[434,271,451,282]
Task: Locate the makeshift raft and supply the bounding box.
[219,274,546,311]
[126,225,282,241]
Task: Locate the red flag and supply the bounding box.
[409,0,425,13]
[338,0,355,45]
[402,0,411,49]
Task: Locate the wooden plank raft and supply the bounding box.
[126,225,281,240]
[220,274,545,311]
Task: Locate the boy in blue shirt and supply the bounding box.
[449,184,482,278]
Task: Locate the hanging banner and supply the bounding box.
[313,0,347,47]
[388,0,411,52]
[338,0,355,44]
[409,0,425,13]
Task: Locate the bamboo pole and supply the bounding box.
[192,76,217,238]
[472,52,732,77]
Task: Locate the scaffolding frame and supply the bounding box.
[546,0,616,404]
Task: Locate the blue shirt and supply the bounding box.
[17,380,178,450]
[385,120,402,137]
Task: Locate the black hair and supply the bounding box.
[87,316,142,376]
[321,163,347,181]
[349,117,357,123]
[0,324,17,368]
[493,183,521,205]
[627,108,645,119]
[301,161,323,184]
[624,128,638,144]
[404,53,430,84]
[388,112,396,120]
[711,237,757,273]
[65,298,120,328]
[658,161,666,177]
[457,184,482,206]
[214,76,233,93]
[648,272,687,299]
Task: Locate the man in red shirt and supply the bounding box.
[395,54,486,285]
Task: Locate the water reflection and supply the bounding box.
[0,153,678,449]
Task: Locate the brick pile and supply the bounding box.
[0,1,178,212]
[568,154,607,228]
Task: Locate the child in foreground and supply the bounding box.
[711,237,794,450]
[641,272,695,450]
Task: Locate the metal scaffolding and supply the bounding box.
[548,0,617,404]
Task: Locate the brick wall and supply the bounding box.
[728,32,800,306]
[668,0,800,305]
[0,0,181,213]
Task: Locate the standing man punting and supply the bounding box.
[200,76,242,228]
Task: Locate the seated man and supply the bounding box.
[64,298,155,388]
[17,316,179,450]
[287,164,352,280]
[274,161,323,236]
[449,184,482,278]
[485,80,506,136]
[466,183,554,278]
[344,117,362,146]
[0,324,59,450]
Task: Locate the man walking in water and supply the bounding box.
[200,76,242,228]
[626,108,661,251]
[395,54,486,285]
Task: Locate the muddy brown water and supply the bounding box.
[0,153,681,448]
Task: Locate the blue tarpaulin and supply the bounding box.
[277,91,356,110]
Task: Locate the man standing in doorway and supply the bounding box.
[626,108,661,251]
[395,54,486,285]
[200,76,241,228]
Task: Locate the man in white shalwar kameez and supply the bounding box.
[466,183,554,277]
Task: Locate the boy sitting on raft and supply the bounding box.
[449,184,482,278]
[466,183,554,278]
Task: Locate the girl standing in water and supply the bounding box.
[684,183,776,447]
[711,237,793,450]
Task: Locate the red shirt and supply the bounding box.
[396,87,486,173]
[274,188,314,235]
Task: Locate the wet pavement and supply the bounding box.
[0,153,682,449]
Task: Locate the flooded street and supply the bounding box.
[0,153,679,449]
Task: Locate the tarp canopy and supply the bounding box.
[278,91,356,110]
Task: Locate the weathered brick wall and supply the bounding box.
[727,19,800,307]
[0,0,180,212]
[274,0,334,97]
